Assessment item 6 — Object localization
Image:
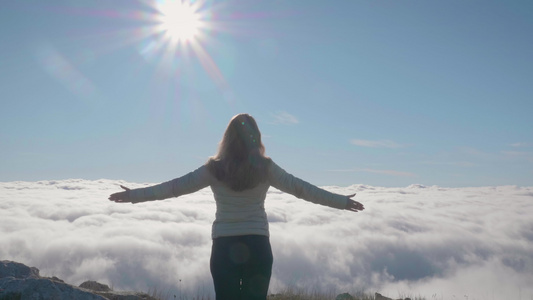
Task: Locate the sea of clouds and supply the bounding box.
[1,179,532,300]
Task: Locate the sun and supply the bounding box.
[136,0,227,89]
[156,0,201,42]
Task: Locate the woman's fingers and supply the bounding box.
[354,200,364,210]
[108,193,121,201]
[108,187,131,203]
[344,194,364,212]
[346,199,364,212]
[107,186,131,203]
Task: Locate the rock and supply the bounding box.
[375,293,393,300]
[335,292,355,300]
[80,280,111,292]
[0,277,106,300]
[375,292,412,300]
[0,260,158,300]
[0,260,39,279]
[48,276,65,283]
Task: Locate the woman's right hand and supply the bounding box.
[345,194,364,212]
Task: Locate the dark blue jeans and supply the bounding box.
[210,235,273,300]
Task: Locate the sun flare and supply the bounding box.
[156,0,201,42]
[137,0,227,89]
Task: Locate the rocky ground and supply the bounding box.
[1,260,414,300]
[0,260,158,300]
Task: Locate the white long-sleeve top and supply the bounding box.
[128,161,348,239]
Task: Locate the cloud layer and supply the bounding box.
[1,180,532,299]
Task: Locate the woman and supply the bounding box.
[109,113,364,300]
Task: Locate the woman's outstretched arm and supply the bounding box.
[108,165,211,204]
[268,161,364,212]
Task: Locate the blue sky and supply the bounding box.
[1,0,532,187]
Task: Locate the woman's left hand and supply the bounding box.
[108,185,132,203]
[345,194,364,212]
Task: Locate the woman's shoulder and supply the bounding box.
[265,158,284,175]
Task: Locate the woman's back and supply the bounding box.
[108,113,364,300]
[210,177,270,238]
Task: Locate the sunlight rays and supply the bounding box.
[155,0,201,42]
[139,0,228,90]
[39,1,231,97]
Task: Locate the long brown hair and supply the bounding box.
[206,114,270,191]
